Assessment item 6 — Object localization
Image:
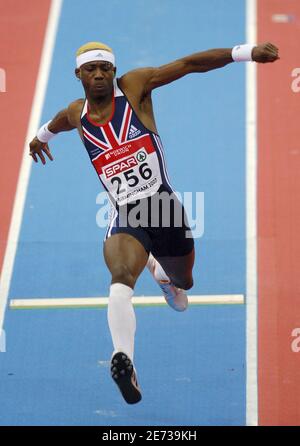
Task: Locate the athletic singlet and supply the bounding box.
[80,79,173,206]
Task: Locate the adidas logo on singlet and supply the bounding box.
[128,125,141,139]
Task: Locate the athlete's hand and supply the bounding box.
[29,137,54,164]
[252,42,280,63]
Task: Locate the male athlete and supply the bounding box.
[29,41,279,404]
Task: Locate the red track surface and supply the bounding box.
[258,0,300,426]
[0,1,50,277]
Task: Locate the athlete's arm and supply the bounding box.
[122,42,279,96]
[29,99,82,164]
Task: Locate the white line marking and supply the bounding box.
[0,0,63,334]
[9,295,245,309]
[271,14,293,23]
[246,0,258,427]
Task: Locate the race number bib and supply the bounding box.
[92,134,162,204]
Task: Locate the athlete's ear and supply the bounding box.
[75,68,81,80]
[113,67,117,77]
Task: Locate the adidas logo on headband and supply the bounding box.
[76,49,115,68]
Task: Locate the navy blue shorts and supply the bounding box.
[104,186,194,257]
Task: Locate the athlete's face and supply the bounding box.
[76,61,116,98]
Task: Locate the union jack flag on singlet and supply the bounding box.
[80,78,172,206]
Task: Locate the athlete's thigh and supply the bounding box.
[103,232,149,286]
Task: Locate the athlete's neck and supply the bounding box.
[87,89,113,112]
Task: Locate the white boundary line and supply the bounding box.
[0,0,63,335]
[9,294,245,309]
[246,0,258,426]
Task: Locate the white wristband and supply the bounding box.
[37,120,56,143]
[232,44,256,62]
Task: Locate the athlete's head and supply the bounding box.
[75,41,116,98]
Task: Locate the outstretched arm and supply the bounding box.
[29,100,81,164]
[123,42,279,96]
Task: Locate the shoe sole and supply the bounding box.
[159,282,188,312]
[111,352,142,404]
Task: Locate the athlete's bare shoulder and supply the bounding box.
[67,98,85,127]
[118,69,158,134]
[119,68,155,102]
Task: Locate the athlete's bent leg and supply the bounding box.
[155,248,195,290]
[147,248,195,312]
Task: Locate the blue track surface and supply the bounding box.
[1,0,246,425]
[1,305,245,426]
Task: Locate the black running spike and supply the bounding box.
[110,352,142,405]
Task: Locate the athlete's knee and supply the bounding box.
[182,278,194,290]
[173,276,193,290]
[110,264,136,289]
